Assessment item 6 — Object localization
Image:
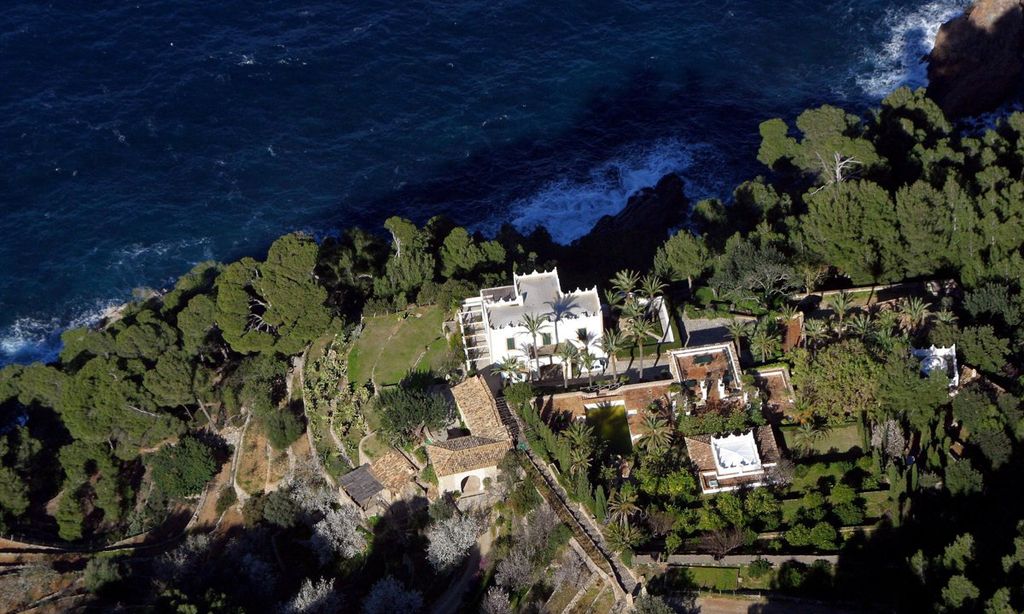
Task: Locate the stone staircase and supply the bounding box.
[494,395,639,601]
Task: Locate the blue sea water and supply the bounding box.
[0,0,970,364]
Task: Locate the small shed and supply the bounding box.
[339,464,385,512]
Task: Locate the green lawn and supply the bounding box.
[738,564,774,590]
[348,305,447,387]
[790,461,848,492]
[657,566,740,591]
[782,422,864,456]
[781,497,803,524]
[862,489,893,519]
[585,402,633,455]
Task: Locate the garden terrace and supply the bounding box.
[537,380,675,442]
[684,426,781,494]
[347,305,448,387]
[753,366,797,422]
[669,343,744,406]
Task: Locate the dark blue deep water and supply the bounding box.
[0,0,969,364]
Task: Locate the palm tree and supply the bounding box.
[777,303,801,323]
[597,330,625,380]
[605,521,643,552]
[935,309,958,325]
[578,351,597,386]
[619,296,645,329]
[847,312,875,341]
[898,296,931,334]
[749,322,780,363]
[491,356,524,382]
[638,415,671,453]
[630,318,658,381]
[576,327,597,353]
[611,269,641,296]
[555,342,578,389]
[793,419,831,455]
[564,421,595,451]
[569,446,592,477]
[639,274,667,303]
[875,308,900,337]
[607,487,639,526]
[521,313,548,378]
[826,291,854,336]
[725,318,752,351]
[603,288,624,312]
[803,318,827,349]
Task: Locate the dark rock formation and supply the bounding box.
[928,0,1024,117]
[563,173,688,288]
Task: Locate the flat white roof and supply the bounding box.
[711,431,762,476]
[485,269,601,328]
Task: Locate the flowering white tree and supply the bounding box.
[481,587,512,614]
[311,505,366,564]
[361,575,423,614]
[426,513,483,571]
[495,547,532,591]
[157,533,211,588]
[284,577,342,614]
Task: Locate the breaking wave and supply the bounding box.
[855,0,970,97]
[507,139,726,245]
[0,300,123,365]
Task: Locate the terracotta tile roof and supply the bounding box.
[684,434,716,472]
[754,425,781,464]
[684,426,781,473]
[370,450,417,492]
[339,464,384,509]
[426,436,510,477]
[451,376,509,441]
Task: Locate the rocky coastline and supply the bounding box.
[928,0,1024,117]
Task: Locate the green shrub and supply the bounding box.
[148,436,218,500]
[261,404,306,450]
[694,287,716,306]
[56,489,85,541]
[504,382,535,409]
[261,489,298,528]
[216,487,237,514]
[421,465,438,485]
[747,557,772,578]
[84,556,123,593]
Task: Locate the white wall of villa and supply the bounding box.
[459,268,605,374]
[438,466,499,495]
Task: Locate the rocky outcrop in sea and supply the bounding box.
[928,0,1024,117]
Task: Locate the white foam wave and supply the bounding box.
[0,299,122,365]
[505,139,724,244]
[856,0,971,97]
[110,237,212,268]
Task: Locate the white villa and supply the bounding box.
[684,427,781,494]
[458,268,605,376]
[912,344,959,389]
